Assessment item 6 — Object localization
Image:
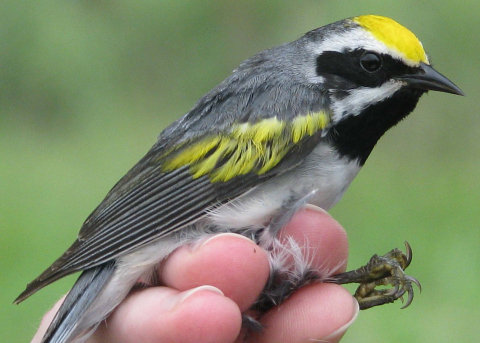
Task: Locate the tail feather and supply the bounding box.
[15,269,74,305]
[41,262,116,343]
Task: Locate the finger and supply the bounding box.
[278,205,349,275]
[91,286,242,343]
[249,283,358,343]
[31,295,66,343]
[161,233,270,311]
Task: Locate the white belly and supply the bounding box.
[209,142,361,229]
[301,143,362,210]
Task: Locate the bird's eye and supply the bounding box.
[360,52,383,72]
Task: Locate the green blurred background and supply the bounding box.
[2,0,479,342]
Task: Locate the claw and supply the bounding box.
[401,286,415,309]
[386,281,399,296]
[409,276,422,293]
[404,241,413,268]
[328,242,421,310]
[395,286,407,298]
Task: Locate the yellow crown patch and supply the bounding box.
[354,15,429,64]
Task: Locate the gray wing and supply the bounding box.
[15,129,321,303]
[16,48,330,302]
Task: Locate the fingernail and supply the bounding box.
[304,204,331,216]
[323,297,359,341]
[196,232,254,250]
[167,285,225,311]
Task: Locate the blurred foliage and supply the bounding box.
[2,1,479,342]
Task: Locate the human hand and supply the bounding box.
[33,206,358,343]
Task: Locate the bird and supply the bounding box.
[15,15,464,342]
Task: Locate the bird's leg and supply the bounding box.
[326,242,421,310]
[244,242,421,333]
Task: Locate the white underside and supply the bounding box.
[209,143,361,229]
[70,142,361,342]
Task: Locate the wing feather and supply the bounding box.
[17,64,333,303]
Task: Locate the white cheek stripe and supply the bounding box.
[309,27,419,67]
[331,81,403,122]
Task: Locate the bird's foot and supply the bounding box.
[326,242,421,310]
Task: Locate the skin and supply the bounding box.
[33,207,358,343]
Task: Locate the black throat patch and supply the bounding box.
[328,88,424,165]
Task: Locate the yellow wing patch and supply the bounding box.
[162,111,330,182]
[354,15,429,65]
